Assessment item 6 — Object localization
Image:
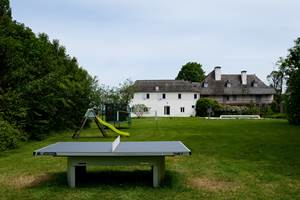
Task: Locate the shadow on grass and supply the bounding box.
[31,170,176,189]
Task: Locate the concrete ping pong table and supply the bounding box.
[33,137,191,187]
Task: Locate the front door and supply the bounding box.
[164,106,170,115]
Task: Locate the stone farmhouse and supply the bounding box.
[130,66,276,117]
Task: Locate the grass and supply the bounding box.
[0,118,299,199]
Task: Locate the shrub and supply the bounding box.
[266,113,287,119]
[131,104,149,118]
[220,105,249,115]
[243,104,260,115]
[196,98,222,117]
[0,119,24,151]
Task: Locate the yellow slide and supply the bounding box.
[96,116,130,137]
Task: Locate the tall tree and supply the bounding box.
[0,0,11,18]
[0,4,96,139]
[118,79,135,104]
[267,68,286,111]
[176,62,205,82]
[279,37,300,125]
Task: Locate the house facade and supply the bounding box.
[131,80,200,117]
[130,67,275,117]
[200,66,275,105]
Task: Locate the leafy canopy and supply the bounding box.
[0,2,97,139]
[280,37,300,125]
[176,62,205,82]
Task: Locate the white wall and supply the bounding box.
[130,92,200,117]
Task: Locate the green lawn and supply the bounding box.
[0,118,300,200]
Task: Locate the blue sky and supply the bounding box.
[11,0,300,86]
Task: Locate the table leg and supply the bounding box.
[67,157,76,188]
[152,156,165,187]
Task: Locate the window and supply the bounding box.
[256,95,261,103]
[155,86,159,91]
[192,105,195,109]
[223,96,230,102]
[146,93,150,99]
[225,80,231,88]
[252,80,258,87]
[180,107,185,113]
[162,93,166,99]
[203,82,208,88]
[233,95,237,101]
[178,94,182,99]
[194,94,198,99]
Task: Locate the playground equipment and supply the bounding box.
[72,108,130,139]
[96,116,129,137]
[103,104,131,128]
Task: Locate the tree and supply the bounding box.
[0,0,11,18]
[0,7,96,139]
[267,68,286,112]
[131,104,149,118]
[279,37,300,125]
[176,62,205,82]
[118,79,135,105]
[195,98,222,117]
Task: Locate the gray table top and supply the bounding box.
[33,141,191,157]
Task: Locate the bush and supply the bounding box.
[266,113,287,119]
[243,104,260,115]
[196,98,222,117]
[0,119,24,151]
[220,105,249,115]
[131,104,149,118]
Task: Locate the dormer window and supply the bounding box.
[203,81,208,88]
[155,86,159,91]
[225,80,231,88]
[252,80,258,87]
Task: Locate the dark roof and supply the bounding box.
[134,80,201,93]
[199,71,276,95]
[134,72,276,95]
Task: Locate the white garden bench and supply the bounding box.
[219,115,261,119]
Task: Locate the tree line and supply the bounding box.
[0,1,99,150]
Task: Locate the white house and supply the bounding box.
[130,67,276,117]
[130,80,200,117]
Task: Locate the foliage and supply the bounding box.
[219,105,249,115]
[176,62,205,82]
[0,4,96,139]
[0,118,24,151]
[118,79,135,104]
[244,103,260,115]
[0,0,11,18]
[278,37,300,125]
[196,98,222,117]
[267,69,286,112]
[131,104,149,118]
[265,113,287,119]
[96,79,135,105]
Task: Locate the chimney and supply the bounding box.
[214,66,221,81]
[241,70,247,85]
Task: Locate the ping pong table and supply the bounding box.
[33,136,191,187]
